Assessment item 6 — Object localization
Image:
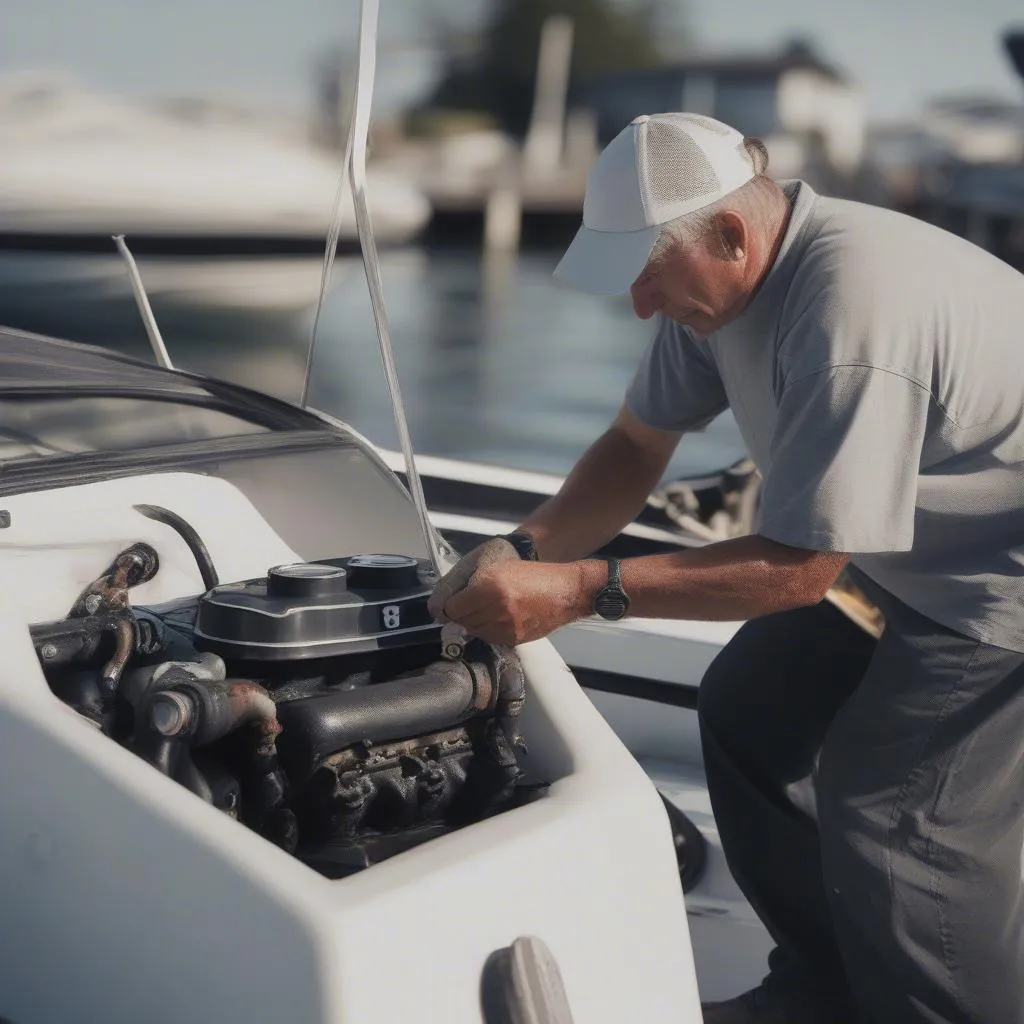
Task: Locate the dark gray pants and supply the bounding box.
[698,588,1024,1024]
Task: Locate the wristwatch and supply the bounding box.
[593,557,630,620]
[501,530,539,562]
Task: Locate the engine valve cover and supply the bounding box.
[194,554,438,661]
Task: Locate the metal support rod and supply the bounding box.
[306,0,442,573]
[349,0,443,573]
[300,82,358,407]
[113,234,174,370]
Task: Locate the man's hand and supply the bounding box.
[440,559,590,646]
[427,536,519,623]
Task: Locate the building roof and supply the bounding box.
[585,43,848,88]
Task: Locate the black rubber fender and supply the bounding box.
[659,791,708,893]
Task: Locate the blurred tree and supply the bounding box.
[417,0,671,138]
[1005,28,1024,87]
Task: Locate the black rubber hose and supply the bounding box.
[134,504,219,591]
[275,660,494,782]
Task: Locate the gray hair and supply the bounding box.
[649,137,782,260]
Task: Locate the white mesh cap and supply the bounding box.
[554,112,756,295]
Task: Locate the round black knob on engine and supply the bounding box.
[344,554,421,591]
[268,563,349,600]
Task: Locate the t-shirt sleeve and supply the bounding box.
[758,365,930,553]
[625,317,729,432]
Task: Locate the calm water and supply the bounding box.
[0,244,745,480]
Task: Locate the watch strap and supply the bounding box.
[606,556,622,587]
[593,557,630,620]
[501,530,539,561]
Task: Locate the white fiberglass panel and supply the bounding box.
[0,472,304,623]
[0,610,703,1023]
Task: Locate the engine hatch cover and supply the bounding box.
[194,554,439,661]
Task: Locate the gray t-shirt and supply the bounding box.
[626,180,1024,652]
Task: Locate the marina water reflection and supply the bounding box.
[0,244,746,480]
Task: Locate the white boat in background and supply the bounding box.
[0,76,431,316]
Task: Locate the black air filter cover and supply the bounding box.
[194,554,439,661]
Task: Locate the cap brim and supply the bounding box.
[553,223,661,295]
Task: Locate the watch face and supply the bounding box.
[594,589,628,620]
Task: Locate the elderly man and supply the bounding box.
[428,112,1024,1024]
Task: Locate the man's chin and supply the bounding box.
[670,311,706,337]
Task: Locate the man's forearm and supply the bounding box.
[568,535,849,621]
[519,426,673,562]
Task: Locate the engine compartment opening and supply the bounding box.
[30,528,548,879]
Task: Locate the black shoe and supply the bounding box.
[701,973,850,1023]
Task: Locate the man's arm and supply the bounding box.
[518,403,682,562]
[579,536,848,619]
[442,535,848,646]
[426,404,681,624]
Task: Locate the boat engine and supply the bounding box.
[30,543,540,878]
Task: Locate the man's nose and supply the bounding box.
[630,278,661,320]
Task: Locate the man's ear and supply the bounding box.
[716,210,748,261]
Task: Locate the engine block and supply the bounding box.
[31,544,541,878]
